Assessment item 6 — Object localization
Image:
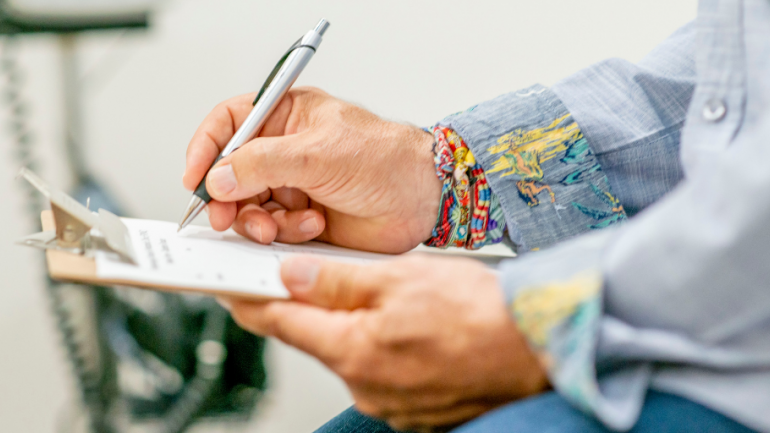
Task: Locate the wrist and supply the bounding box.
[424,124,508,250]
[394,123,442,245]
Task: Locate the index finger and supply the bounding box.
[183,93,256,190]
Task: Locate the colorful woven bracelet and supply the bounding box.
[424,125,507,249]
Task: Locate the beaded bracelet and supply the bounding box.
[424,125,507,249]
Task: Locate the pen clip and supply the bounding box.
[252,37,317,106]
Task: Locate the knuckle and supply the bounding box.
[291,86,329,109]
[229,308,248,329]
[257,189,272,203]
[329,100,352,122]
[337,345,372,384]
[386,418,414,432]
[367,316,402,348]
[355,400,385,419]
[212,101,231,120]
[320,264,357,308]
[305,86,327,97]
[338,357,365,384]
[338,267,360,305]
[370,317,428,355]
[366,263,406,288]
[230,306,263,335]
[292,85,322,95]
[371,326,401,348]
[261,304,286,337]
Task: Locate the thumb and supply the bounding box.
[206,132,319,202]
[281,256,385,310]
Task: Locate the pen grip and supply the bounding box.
[193,154,225,203]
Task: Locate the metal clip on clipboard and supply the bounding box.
[16,167,137,264]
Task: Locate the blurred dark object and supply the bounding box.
[0,0,148,34]
[1,3,268,432]
[101,287,267,432]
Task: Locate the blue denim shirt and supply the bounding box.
[437,0,770,431]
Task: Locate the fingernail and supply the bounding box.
[208,164,237,195]
[298,217,319,234]
[284,256,322,291]
[245,221,264,243]
[216,297,232,311]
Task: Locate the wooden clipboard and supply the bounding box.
[41,210,280,300]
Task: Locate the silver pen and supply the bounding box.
[178,18,330,231]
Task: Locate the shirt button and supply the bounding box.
[702,98,727,122]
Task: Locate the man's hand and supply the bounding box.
[227,255,550,432]
[183,87,441,254]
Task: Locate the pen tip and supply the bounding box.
[177,195,206,233]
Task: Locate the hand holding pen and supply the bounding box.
[182,21,442,255]
[179,19,331,231]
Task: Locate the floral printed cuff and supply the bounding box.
[436,84,627,252]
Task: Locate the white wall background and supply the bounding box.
[0,1,696,432]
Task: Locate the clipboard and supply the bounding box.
[17,167,285,300]
[39,210,283,301]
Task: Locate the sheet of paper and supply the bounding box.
[95,218,390,298]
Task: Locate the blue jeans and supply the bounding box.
[314,390,757,433]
